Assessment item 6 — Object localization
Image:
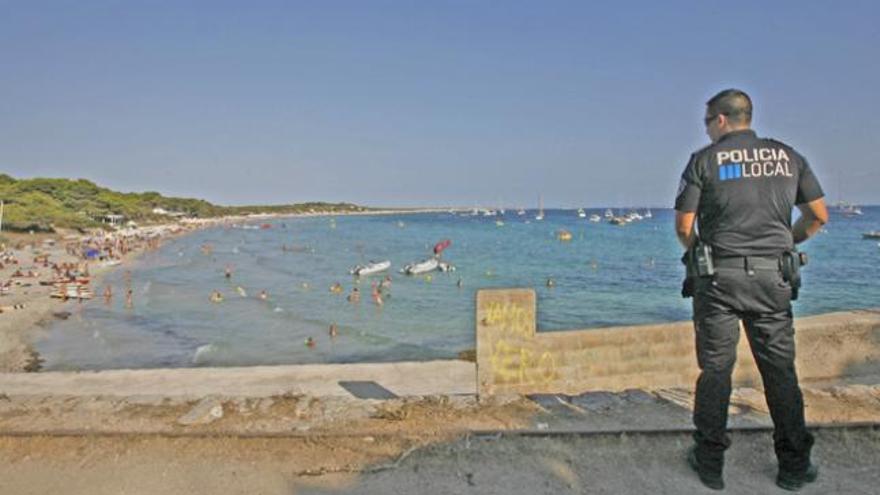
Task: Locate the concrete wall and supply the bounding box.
[475,289,880,396]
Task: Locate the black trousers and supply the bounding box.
[691,266,814,475]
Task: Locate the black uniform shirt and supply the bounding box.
[674,129,824,257]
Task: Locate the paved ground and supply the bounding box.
[1,426,877,495]
[1,361,878,494]
[300,426,880,495]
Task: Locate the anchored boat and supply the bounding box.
[349,260,392,276]
[402,257,439,275]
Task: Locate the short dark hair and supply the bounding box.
[706,89,752,125]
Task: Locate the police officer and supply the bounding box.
[674,89,828,491]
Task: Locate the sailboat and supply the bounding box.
[842,204,863,216]
[834,175,864,217]
[577,208,586,218]
[535,196,545,221]
[835,201,863,217]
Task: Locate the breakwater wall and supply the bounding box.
[475,289,880,395]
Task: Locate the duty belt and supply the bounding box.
[712,255,780,271]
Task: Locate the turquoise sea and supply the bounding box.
[37,207,880,371]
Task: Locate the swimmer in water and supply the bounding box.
[329,323,338,338]
[210,290,224,303]
[258,290,268,301]
[305,336,316,348]
[546,277,556,288]
[347,287,360,303]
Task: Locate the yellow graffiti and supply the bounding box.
[483,301,533,338]
[489,339,558,385]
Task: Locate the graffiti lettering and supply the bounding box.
[483,301,533,338]
[489,338,558,385]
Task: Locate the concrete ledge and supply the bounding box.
[0,360,477,398]
[476,288,880,395]
[5,296,877,401]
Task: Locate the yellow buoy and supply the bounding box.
[557,229,573,241]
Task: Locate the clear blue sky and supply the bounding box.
[2,0,878,207]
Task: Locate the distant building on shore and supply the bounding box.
[103,214,124,227]
[152,207,188,218]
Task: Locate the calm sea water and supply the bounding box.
[37,207,880,371]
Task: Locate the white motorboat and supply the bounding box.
[589,214,601,222]
[402,257,439,275]
[438,261,456,272]
[577,208,586,218]
[839,203,864,216]
[349,260,392,276]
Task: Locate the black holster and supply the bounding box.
[681,243,714,298]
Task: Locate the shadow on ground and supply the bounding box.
[296,427,880,495]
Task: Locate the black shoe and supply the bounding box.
[687,446,724,490]
[776,464,818,491]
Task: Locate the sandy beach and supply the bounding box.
[0,207,467,373]
[0,227,180,371]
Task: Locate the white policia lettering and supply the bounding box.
[716,148,793,179]
[716,148,790,165]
